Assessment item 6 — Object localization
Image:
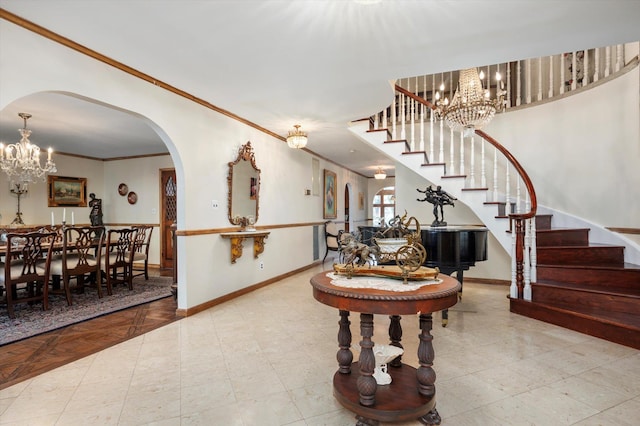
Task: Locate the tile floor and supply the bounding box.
[0,264,638,425]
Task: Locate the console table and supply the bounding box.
[310,272,460,425]
[220,231,269,264]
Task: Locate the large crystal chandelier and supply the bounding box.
[435,68,506,137]
[0,112,56,183]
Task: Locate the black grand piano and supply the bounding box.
[359,225,488,325]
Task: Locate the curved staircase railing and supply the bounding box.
[362,43,637,300]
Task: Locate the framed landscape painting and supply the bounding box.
[323,169,337,219]
[48,175,87,207]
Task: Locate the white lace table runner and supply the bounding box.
[327,272,442,292]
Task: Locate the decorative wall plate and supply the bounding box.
[118,183,128,196]
[127,191,138,204]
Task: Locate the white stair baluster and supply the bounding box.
[583,49,589,87]
[510,226,518,298]
[571,52,577,91]
[537,57,543,101]
[506,62,512,108]
[492,146,498,202]
[616,44,623,72]
[481,138,486,188]
[438,121,444,163]
[400,93,406,141]
[548,55,554,98]
[430,75,436,161]
[516,60,522,106]
[382,104,387,130]
[505,162,511,214]
[469,135,476,187]
[525,59,532,104]
[594,47,600,82]
[449,128,455,176]
[605,46,611,77]
[523,217,532,301]
[391,90,397,139]
[459,131,465,176]
[419,76,425,152]
[531,215,537,283]
[560,53,566,94]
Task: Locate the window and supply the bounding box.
[372,186,395,226]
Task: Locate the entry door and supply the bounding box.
[160,169,177,270]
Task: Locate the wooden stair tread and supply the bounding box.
[510,297,640,350]
[512,297,640,329]
[536,262,640,271]
[533,280,640,297]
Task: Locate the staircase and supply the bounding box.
[510,215,640,350]
[351,121,640,350]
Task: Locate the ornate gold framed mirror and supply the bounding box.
[227,141,260,229]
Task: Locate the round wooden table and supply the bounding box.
[310,271,461,425]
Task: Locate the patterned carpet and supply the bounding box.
[0,276,173,346]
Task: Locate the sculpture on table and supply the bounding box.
[417,185,456,227]
[89,193,103,226]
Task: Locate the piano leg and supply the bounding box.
[441,268,464,327]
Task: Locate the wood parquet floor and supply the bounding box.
[0,270,179,390]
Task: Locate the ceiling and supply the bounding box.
[1,1,638,177]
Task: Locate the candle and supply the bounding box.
[47,147,52,161]
[63,208,66,223]
[51,211,54,227]
[71,212,75,226]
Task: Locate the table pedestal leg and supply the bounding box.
[388,315,403,367]
[357,313,377,407]
[337,310,353,374]
[417,313,441,425]
[356,415,380,426]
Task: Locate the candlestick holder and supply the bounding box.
[10,183,28,226]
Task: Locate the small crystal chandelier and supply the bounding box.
[435,68,506,137]
[0,112,57,184]
[286,124,308,149]
[374,167,387,179]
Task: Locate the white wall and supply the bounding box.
[486,67,640,230]
[0,21,369,310]
[0,154,104,227]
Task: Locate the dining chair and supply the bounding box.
[101,228,136,291]
[0,231,56,319]
[49,225,106,305]
[323,221,344,263]
[130,225,153,280]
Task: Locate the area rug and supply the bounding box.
[0,276,173,346]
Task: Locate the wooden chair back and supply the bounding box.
[1,231,56,318]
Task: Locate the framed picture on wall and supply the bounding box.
[358,192,364,210]
[48,175,87,207]
[323,169,337,219]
